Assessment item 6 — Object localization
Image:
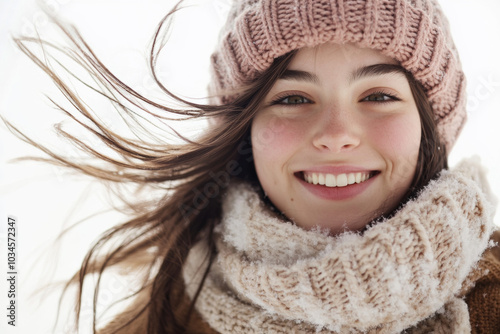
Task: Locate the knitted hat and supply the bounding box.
[209,0,466,151]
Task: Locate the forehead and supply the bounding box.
[288,43,398,73]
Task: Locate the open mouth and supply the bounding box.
[298,171,379,188]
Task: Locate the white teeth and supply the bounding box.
[325,174,336,187]
[318,173,325,185]
[336,174,348,187]
[303,171,372,187]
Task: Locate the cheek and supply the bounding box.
[372,113,421,177]
[251,116,302,167]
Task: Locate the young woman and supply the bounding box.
[10,0,500,333]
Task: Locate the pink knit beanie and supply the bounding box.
[209,0,466,151]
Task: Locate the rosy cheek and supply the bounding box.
[371,114,421,178]
[252,116,300,157]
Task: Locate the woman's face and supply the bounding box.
[251,43,421,234]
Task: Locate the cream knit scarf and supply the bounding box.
[184,160,497,333]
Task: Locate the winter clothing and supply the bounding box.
[98,1,499,333]
[464,242,500,334]
[209,0,466,151]
[183,159,499,333]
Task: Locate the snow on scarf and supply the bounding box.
[183,159,496,333]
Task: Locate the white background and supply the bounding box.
[1,0,499,333]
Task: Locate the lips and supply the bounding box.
[300,169,379,187]
[296,169,379,200]
[302,171,375,187]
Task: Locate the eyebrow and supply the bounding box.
[349,63,408,83]
[278,64,408,85]
[279,69,320,84]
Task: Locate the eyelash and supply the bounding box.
[361,90,401,103]
[270,91,401,106]
[270,93,312,106]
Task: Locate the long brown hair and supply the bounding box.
[5,4,446,334]
[405,70,448,202]
[6,6,296,333]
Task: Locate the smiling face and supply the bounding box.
[251,43,421,234]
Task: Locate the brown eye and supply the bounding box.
[365,93,390,101]
[280,95,310,104]
[362,92,400,102]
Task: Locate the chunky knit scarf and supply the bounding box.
[184,159,497,333]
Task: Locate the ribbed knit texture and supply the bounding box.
[209,0,466,151]
[465,244,500,334]
[183,159,497,333]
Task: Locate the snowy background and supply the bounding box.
[0,0,499,333]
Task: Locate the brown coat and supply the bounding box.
[464,230,500,334]
[100,231,500,334]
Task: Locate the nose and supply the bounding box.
[312,109,361,153]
